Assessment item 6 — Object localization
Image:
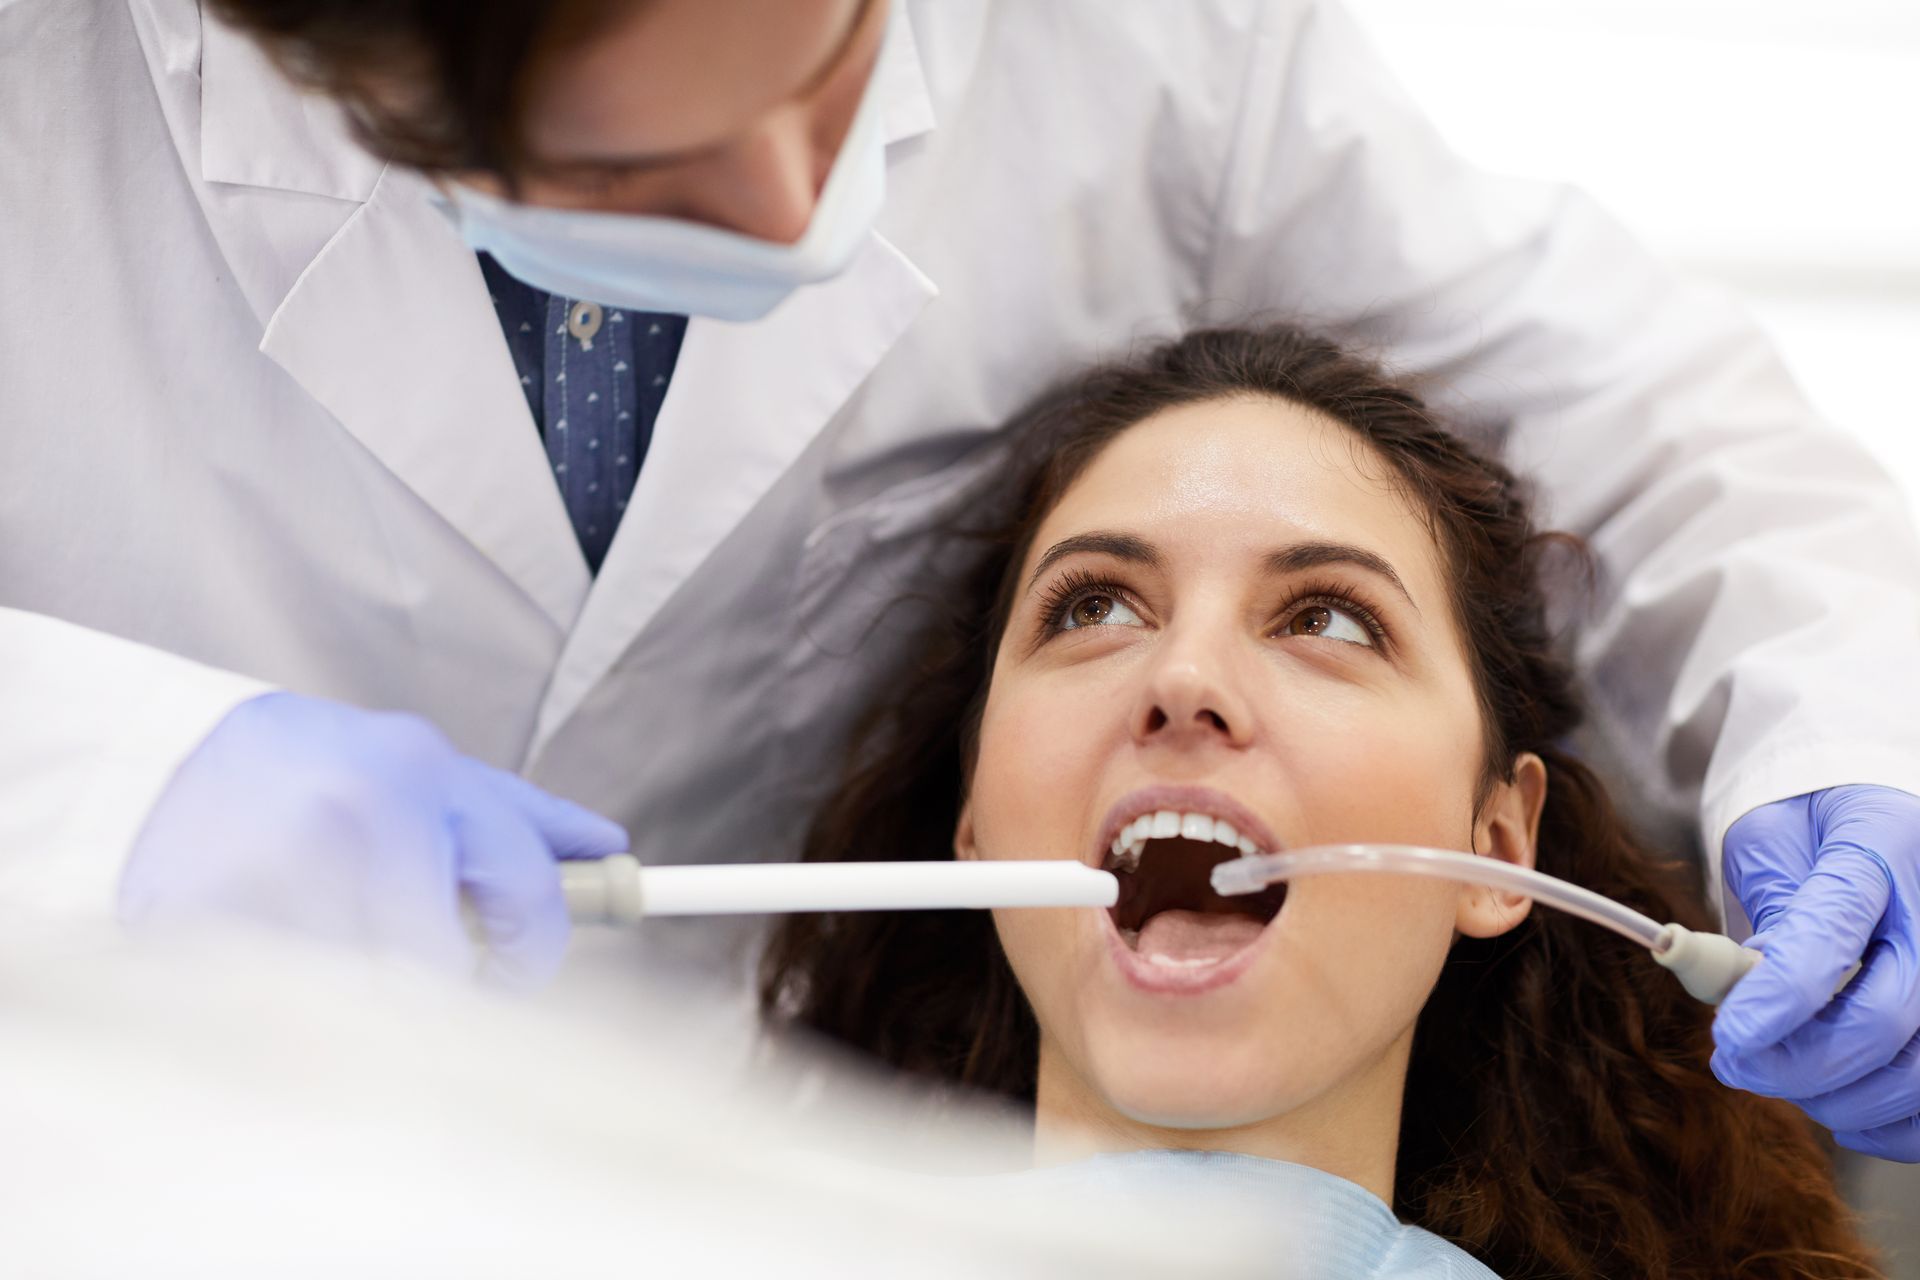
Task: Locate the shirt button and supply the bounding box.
[567,301,604,350]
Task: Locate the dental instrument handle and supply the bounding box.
[561,854,1118,924]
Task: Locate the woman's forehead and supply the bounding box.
[1028,397,1450,596]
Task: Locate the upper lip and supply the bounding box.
[1090,784,1284,866]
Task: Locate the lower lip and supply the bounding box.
[1099,907,1278,996]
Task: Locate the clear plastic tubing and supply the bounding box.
[1211,844,1664,949]
[1210,844,1780,1005]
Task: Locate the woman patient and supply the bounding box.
[760,327,1878,1278]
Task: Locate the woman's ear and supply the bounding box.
[1457,751,1548,939]
[953,797,978,862]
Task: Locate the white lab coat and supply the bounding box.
[4,0,1919,955]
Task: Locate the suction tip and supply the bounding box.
[1208,856,1267,898]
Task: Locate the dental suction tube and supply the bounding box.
[562,854,1117,924]
[1210,844,1768,1005]
[1212,845,1667,947]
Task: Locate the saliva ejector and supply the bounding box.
[1210,843,1851,1006]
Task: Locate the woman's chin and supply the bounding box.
[1086,1044,1303,1133]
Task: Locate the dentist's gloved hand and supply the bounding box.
[1712,785,1920,1161]
[120,691,628,987]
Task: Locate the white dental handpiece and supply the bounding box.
[560,854,1118,925]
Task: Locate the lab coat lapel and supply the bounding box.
[257,169,591,628]
[185,12,587,628]
[533,231,938,745]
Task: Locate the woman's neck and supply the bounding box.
[1029,1032,1412,1204]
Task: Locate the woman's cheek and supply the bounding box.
[1265,714,1407,833]
[991,905,1082,1025]
[1263,686,1477,842]
[971,682,1111,859]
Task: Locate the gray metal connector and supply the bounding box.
[1652,923,1762,1005]
[560,853,646,926]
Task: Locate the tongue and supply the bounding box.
[1134,910,1265,966]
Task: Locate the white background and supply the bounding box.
[1348,0,1920,512]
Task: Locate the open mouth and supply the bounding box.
[1102,808,1289,971]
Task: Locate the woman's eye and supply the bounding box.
[1060,592,1143,631]
[1283,603,1374,647]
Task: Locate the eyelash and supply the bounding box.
[1037,569,1391,649]
[1036,567,1128,633]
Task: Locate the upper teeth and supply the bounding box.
[1107,809,1262,871]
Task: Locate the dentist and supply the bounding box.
[1,0,1916,1156]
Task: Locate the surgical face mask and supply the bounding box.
[442,50,889,323]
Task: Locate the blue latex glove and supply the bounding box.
[1713,784,1920,1161]
[120,692,628,987]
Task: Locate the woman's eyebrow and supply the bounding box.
[1267,541,1418,612]
[1025,532,1162,591]
[1025,535,1415,610]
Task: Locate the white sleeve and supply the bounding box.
[0,607,271,920]
[1204,1,1920,895]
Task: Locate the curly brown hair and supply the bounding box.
[760,326,1881,1278]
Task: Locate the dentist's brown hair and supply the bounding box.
[760,326,1879,1278]
[207,0,625,178]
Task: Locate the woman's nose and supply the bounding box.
[1129,637,1254,751]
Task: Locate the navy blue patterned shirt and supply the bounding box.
[479,253,688,574]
